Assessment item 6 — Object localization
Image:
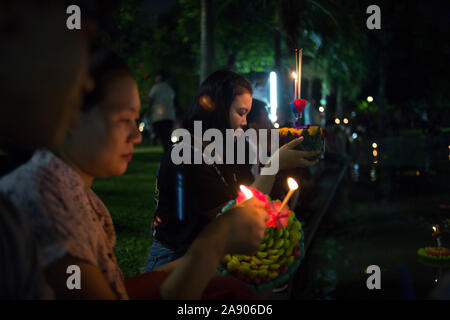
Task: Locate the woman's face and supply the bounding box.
[64,76,142,178]
[228,91,252,130]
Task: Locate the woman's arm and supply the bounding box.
[44,254,118,299]
[160,198,268,299]
[252,137,320,194]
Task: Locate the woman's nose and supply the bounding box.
[129,126,143,145]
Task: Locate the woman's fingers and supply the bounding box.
[298,158,319,167]
[295,149,321,158]
[283,136,304,149]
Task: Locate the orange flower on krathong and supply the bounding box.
[278,128,289,135]
[308,126,319,136]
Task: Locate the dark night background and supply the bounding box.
[83,0,450,136]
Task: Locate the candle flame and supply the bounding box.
[292,72,297,80]
[239,185,253,200]
[287,177,299,191]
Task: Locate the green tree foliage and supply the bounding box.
[107,0,370,118]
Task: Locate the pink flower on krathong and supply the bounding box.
[265,200,291,229]
[292,99,307,114]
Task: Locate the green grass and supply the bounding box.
[91,145,163,277]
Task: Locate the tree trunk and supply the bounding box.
[274,29,285,123]
[336,83,343,118]
[226,52,236,70]
[377,32,387,134]
[200,0,215,84]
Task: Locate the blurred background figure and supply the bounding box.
[146,70,176,153]
[0,0,93,299]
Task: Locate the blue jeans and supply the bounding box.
[144,239,181,272]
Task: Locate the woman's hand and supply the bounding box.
[160,197,269,299]
[276,136,320,170]
[220,197,269,255]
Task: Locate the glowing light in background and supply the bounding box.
[367,96,374,103]
[343,118,349,124]
[335,118,340,124]
[373,150,378,157]
[416,171,420,176]
[351,163,360,181]
[274,122,280,129]
[171,136,178,143]
[352,132,358,139]
[319,106,325,113]
[269,71,278,123]
[372,142,378,149]
[138,122,145,132]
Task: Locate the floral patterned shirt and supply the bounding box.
[0,150,128,299]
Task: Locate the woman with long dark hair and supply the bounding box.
[146,70,320,271]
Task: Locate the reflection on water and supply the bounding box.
[351,163,359,181]
[294,134,450,300]
[370,165,377,182]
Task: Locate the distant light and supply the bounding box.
[269,72,278,123]
[373,160,378,164]
[373,150,378,157]
[319,106,325,113]
[367,96,374,103]
[351,111,356,117]
[372,142,378,149]
[291,71,297,79]
[274,122,280,129]
[320,98,326,105]
[343,118,349,124]
[138,122,145,132]
[335,118,340,124]
[448,145,450,149]
[416,171,420,176]
[171,136,178,143]
[352,132,358,139]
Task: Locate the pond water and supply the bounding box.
[293,133,450,299]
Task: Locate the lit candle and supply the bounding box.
[239,185,254,201]
[432,225,442,248]
[298,48,303,100]
[292,71,297,100]
[279,177,299,211]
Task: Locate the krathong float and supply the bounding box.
[279,48,325,160]
[217,181,305,290]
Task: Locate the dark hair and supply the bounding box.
[247,99,268,124]
[82,49,134,111]
[183,70,252,134]
[155,69,169,81]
